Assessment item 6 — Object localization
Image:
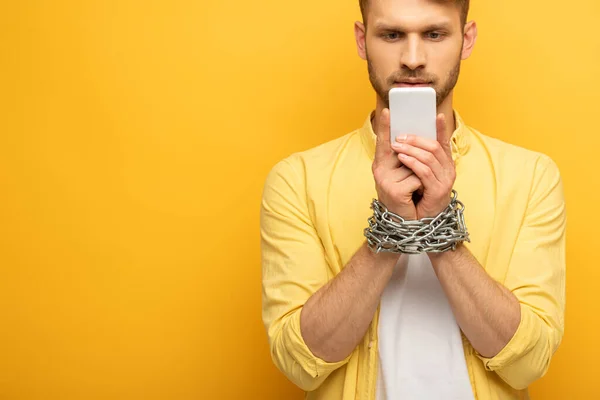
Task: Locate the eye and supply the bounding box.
[427,32,445,41]
[383,32,401,41]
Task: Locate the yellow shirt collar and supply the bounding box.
[359,110,471,162]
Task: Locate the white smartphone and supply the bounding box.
[389,87,437,143]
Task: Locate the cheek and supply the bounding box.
[429,46,461,77]
[369,44,401,76]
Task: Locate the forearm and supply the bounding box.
[300,242,398,362]
[429,244,521,358]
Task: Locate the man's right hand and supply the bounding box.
[372,108,422,221]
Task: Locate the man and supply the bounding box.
[260,0,566,399]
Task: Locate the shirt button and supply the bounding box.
[368,341,374,349]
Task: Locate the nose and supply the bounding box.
[401,35,426,71]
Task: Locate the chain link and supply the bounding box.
[364,190,470,254]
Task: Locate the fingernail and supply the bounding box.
[397,134,407,142]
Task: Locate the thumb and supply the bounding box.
[374,108,393,164]
[436,113,452,159]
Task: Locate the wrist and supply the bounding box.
[428,242,466,267]
[363,241,399,269]
[364,190,470,255]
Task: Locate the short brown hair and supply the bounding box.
[359,0,470,27]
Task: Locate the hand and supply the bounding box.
[372,109,423,221]
[391,113,456,219]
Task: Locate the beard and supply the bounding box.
[367,52,462,108]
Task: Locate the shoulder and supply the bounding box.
[469,128,561,183]
[265,129,362,187]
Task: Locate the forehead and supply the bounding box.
[368,0,460,28]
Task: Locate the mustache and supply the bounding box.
[386,71,437,85]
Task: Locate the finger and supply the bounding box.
[397,153,440,190]
[436,113,453,161]
[376,166,414,195]
[394,133,448,167]
[391,174,423,203]
[374,109,397,168]
[389,166,415,183]
[390,174,423,205]
[400,174,423,193]
[391,143,445,181]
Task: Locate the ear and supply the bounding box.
[355,21,367,60]
[461,21,478,60]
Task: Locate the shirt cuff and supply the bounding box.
[476,303,542,371]
[285,309,353,378]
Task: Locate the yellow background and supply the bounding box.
[1,1,597,399]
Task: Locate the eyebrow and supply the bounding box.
[373,22,453,32]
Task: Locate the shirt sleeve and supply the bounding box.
[476,155,567,390]
[260,157,352,392]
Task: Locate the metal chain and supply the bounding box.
[364,190,470,254]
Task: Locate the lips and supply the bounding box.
[395,81,431,87]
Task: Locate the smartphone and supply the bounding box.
[389,87,437,143]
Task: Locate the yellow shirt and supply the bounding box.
[260,112,566,400]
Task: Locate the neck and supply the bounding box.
[373,90,456,137]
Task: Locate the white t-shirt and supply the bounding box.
[376,253,475,400]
